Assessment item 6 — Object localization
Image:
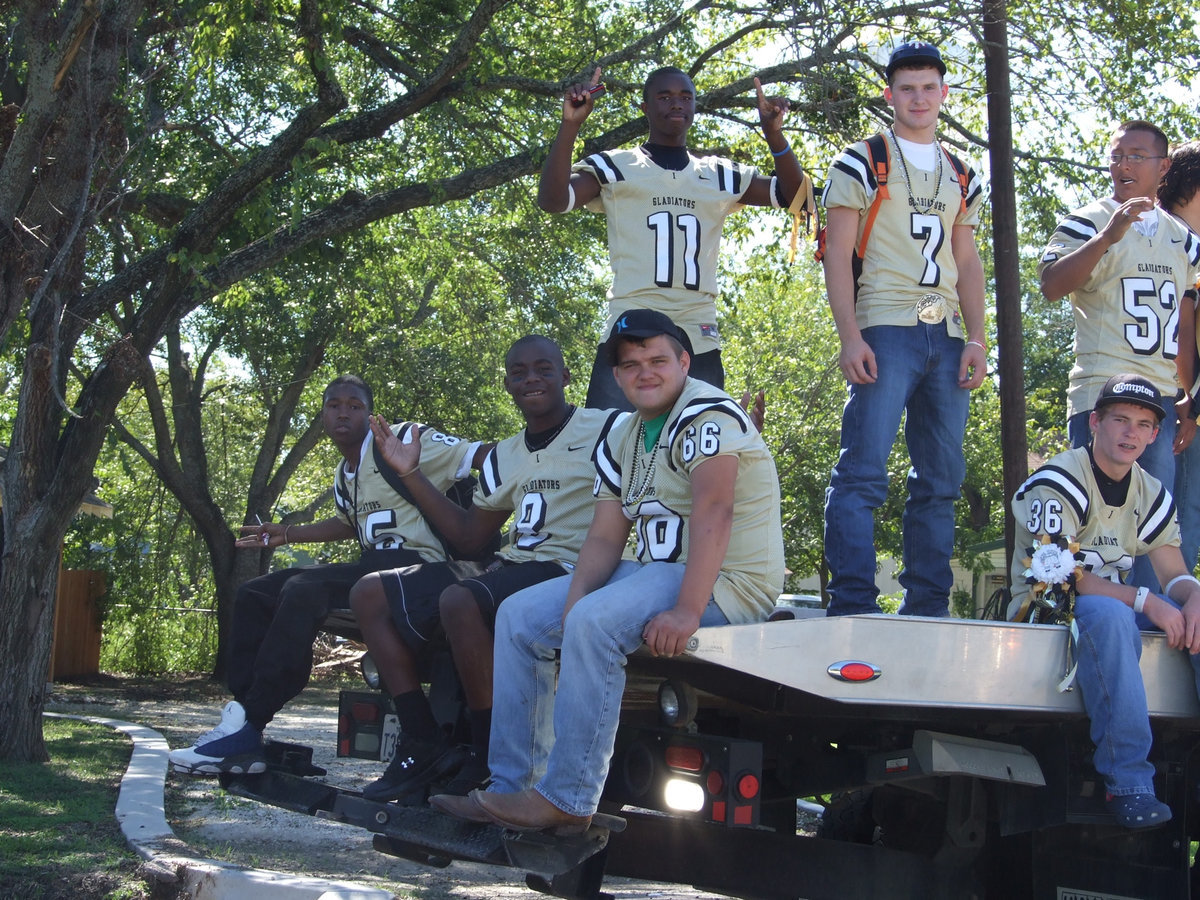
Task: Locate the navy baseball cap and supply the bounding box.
[604,309,693,365]
[885,41,946,79]
[1094,373,1166,422]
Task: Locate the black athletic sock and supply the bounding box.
[392,690,440,742]
[237,696,271,734]
[469,707,492,757]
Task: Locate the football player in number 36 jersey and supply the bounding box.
[1009,374,1200,830]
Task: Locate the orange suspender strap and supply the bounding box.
[941,145,970,215]
[856,134,890,259]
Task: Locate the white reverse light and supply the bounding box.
[664,778,705,812]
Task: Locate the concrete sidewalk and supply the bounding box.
[48,712,394,900]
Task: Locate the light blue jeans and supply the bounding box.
[824,323,969,617]
[1073,592,1200,795]
[1173,435,1200,576]
[1069,409,1178,592]
[488,559,729,817]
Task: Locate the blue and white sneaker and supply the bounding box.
[169,700,266,775]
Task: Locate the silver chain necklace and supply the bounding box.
[888,128,942,215]
[625,421,661,505]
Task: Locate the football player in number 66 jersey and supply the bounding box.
[431,309,784,833]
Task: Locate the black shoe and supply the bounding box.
[362,734,461,802]
[437,749,492,797]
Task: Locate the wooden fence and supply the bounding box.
[49,569,105,681]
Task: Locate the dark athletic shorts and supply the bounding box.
[380,559,490,649]
[458,559,570,627]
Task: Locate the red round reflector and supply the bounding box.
[706,770,725,795]
[737,773,760,800]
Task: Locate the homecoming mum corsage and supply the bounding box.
[1022,534,1084,692]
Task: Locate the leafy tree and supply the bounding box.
[3,0,1199,763]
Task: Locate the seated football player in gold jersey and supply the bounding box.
[431,309,784,833]
[355,336,625,800]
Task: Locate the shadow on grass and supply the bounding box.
[0,717,162,900]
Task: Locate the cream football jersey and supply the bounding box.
[334,423,477,560]
[574,147,759,354]
[822,136,984,337]
[1039,200,1200,417]
[594,378,784,623]
[474,407,627,567]
[1008,447,1178,620]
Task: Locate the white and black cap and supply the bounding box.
[1094,373,1166,422]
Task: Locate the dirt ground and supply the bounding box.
[46,671,748,900]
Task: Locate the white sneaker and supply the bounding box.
[169,700,265,775]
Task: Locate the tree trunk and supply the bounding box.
[0,540,62,761]
[982,0,1027,576]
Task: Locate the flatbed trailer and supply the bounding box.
[231,613,1200,899]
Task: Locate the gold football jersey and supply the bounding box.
[1008,447,1179,619]
[574,147,759,354]
[594,378,784,623]
[1039,200,1200,416]
[474,407,627,567]
[822,137,984,337]
[334,424,477,560]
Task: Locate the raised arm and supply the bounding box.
[741,77,805,208]
[370,415,507,555]
[537,67,604,213]
[1040,197,1154,301]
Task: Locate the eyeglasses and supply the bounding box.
[1107,153,1166,165]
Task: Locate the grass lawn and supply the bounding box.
[0,717,151,900]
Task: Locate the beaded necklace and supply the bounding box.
[625,421,661,505]
[888,128,942,215]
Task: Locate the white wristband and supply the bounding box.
[1164,574,1200,600]
[1133,585,1150,615]
[563,183,576,213]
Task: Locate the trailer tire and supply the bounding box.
[816,789,878,844]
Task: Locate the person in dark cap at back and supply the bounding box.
[1008,373,1200,829]
[819,39,987,618]
[430,309,784,833]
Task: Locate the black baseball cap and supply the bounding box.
[885,41,946,80]
[604,309,693,365]
[1094,373,1166,422]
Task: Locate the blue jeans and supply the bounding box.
[1174,435,1200,575]
[487,560,729,817]
[1073,592,1200,795]
[1069,409,1177,591]
[824,324,969,617]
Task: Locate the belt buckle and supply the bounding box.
[916,294,948,324]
